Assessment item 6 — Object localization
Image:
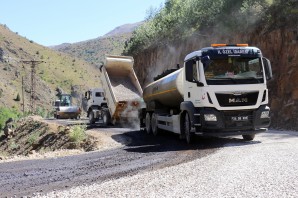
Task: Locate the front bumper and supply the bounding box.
[195,105,270,135]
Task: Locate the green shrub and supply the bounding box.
[9,141,19,150]
[35,107,48,118]
[0,107,20,129]
[27,131,41,145]
[69,125,87,143]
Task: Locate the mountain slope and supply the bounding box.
[52,22,141,66]
[104,22,142,37]
[0,24,101,114]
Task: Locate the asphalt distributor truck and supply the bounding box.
[140,44,272,143]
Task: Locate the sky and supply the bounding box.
[0,0,165,46]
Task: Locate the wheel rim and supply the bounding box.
[184,113,191,143]
[145,112,152,134]
[151,113,158,136]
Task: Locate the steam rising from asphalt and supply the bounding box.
[119,98,144,130]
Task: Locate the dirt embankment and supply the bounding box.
[0,116,98,161]
[133,23,298,130]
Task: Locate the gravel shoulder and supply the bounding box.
[38,130,298,198]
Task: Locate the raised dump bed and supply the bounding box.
[100,55,143,123]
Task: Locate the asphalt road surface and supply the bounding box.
[0,127,297,197]
[0,125,222,197]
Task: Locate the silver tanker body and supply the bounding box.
[143,68,184,107]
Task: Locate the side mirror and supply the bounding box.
[201,56,210,65]
[196,81,204,87]
[262,57,272,81]
[185,60,193,82]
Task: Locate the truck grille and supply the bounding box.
[216,92,259,107]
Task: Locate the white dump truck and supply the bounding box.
[86,55,143,125]
[140,44,272,143]
[84,88,109,125]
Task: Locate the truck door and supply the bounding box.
[185,60,202,105]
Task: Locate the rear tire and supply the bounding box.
[151,113,158,136]
[145,112,152,134]
[242,134,255,141]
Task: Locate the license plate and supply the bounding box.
[231,116,249,121]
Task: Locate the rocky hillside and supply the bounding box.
[53,22,141,66]
[0,24,101,114]
[130,1,298,130]
[0,116,96,158]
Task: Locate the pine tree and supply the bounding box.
[15,93,20,101]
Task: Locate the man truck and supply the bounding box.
[140,44,272,143]
[86,55,143,126]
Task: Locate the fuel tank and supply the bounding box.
[143,68,184,108]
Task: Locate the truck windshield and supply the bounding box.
[204,57,264,85]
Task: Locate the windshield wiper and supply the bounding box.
[242,77,262,83]
[211,77,238,84]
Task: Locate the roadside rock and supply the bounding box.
[3,117,15,138]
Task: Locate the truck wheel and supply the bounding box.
[145,112,152,134]
[151,113,158,136]
[242,134,255,141]
[182,112,192,144]
[102,110,110,126]
[89,111,95,124]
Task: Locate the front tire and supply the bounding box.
[242,134,255,141]
[182,112,192,144]
[89,111,95,124]
[102,109,110,126]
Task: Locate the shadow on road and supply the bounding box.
[111,129,261,153]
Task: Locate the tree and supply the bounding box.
[15,93,20,101]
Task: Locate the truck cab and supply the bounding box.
[84,88,109,125]
[85,88,107,110]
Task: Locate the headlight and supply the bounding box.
[260,111,270,118]
[204,114,217,121]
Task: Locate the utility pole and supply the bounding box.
[21,60,43,114]
[22,76,25,115]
